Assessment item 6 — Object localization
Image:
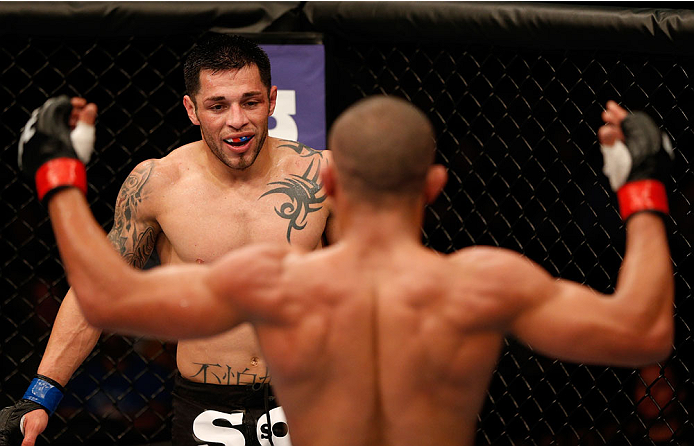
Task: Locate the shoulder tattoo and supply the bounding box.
[107,161,157,268]
[278,140,324,158]
[261,142,327,243]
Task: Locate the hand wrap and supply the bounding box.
[18,96,95,202]
[599,112,673,220]
[0,375,64,444]
[21,375,65,416]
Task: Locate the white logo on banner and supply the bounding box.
[269,90,298,141]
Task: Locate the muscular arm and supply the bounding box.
[500,102,674,367]
[35,291,100,386]
[36,161,161,385]
[47,188,287,341]
[508,212,673,366]
[106,161,159,267]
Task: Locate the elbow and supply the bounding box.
[625,319,674,367]
[612,289,675,366]
[633,340,672,367]
[643,321,675,364]
[640,302,676,364]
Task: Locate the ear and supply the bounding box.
[320,163,336,198]
[424,164,447,204]
[183,95,200,126]
[268,86,278,117]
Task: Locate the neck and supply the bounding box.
[334,196,426,248]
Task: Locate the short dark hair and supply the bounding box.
[183,34,272,99]
[329,96,436,201]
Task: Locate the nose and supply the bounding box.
[225,104,249,130]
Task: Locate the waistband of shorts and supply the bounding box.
[174,372,274,401]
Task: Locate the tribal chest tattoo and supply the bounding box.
[260,141,327,243]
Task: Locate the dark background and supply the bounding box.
[1,2,693,445]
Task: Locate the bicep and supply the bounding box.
[106,161,161,268]
[509,273,635,364]
[506,214,673,366]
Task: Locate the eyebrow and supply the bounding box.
[203,91,265,103]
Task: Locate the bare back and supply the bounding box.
[254,243,507,446]
[141,137,330,383]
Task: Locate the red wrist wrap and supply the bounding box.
[617,179,668,220]
[35,158,87,202]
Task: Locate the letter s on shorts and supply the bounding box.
[193,410,245,446]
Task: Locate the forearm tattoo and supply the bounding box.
[107,161,156,268]
[261,143,326,243]
[190,362,271,388]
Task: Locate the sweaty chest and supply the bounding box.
[156,186,327,263]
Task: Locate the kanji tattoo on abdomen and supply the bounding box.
[190,362,271,388]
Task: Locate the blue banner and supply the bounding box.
[261,44,326,150]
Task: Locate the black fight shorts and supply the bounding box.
[172,373,292,446]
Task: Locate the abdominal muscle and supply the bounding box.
[177,325,271,386]
[156,236,271,386]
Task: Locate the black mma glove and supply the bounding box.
[0,400,42,445]
[18,95,95,203]
[0,375,65,445]
[600,111,674,220]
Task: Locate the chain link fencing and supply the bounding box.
[1,4,693,445]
